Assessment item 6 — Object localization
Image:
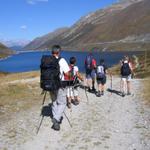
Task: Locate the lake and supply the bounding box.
[0,50,141,73]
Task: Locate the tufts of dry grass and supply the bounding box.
[0,71,42,116]
[142,78,150,106]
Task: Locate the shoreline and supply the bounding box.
[0,50,143,74]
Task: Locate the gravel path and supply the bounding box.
[0,77,149,150]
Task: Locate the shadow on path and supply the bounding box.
[107,88,123,97]
[36,103,53,134]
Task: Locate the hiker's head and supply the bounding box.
[51,45,61,56]
[124,55,129,61]
[100,59,104,64]
[70,56,76,65]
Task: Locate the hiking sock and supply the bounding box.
[127,92,131,95]
[122,92,125,97]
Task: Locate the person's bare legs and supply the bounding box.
[86,78,92,90]
[121,79,126,96]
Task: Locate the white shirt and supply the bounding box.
[59,58,70,81]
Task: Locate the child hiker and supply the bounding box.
[65,56,83,109]
[96,59,108,97]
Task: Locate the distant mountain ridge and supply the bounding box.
[25,0,150,51]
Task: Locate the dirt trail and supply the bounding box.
[0,77,149,150]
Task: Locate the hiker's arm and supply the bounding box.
[106,68,112,78]
[129,62,134,78]
[76,72,84,81]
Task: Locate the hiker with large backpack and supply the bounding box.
[65,56,83,109]
[96,59,108,97]
[40,45,70,131]
[84,52,97,93]
[120,55,133,97]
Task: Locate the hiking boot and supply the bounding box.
[127,92,131,95]
[51,118,60,131]
[72,100,79,106]
[122,92,125,97]
[96,91,101,97]
[88,87,92,92]
[101,91,104,96]
[91,87,96,93]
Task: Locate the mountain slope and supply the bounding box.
[0,43,14,58]
[24,27,69,50]
[25,0,150,51]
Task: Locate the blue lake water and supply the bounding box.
[0,50,141,73]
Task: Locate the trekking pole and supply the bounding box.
[36,115,44,134]
[110,74,112,95]
[37,91,48,134]
[84,86,89,103]
[64,111,72,128]
[42,91,47,105]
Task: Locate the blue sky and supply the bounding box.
[0,0,118,41]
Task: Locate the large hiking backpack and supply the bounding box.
[40,55,61,91]
[97,65,105,79]
[121,62,131,76]
[85,55,94,70]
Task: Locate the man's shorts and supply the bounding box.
[86,69,96,79]
[121,74,132,82]
[97,75,106,85]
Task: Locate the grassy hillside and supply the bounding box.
[25,0,150,51]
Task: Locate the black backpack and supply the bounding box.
[121,62,131,76]
[40,55,61,91]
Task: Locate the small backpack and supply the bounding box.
[69,65,75,81]
[64,65,75,81]
[97,65,105,79]
[121,62,131,76]
[40,55,61,91]
[85,55,94,70]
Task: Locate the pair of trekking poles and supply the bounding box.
[36,79,90,134]
[36,90,72,134]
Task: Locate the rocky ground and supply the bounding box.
[0,76,149,150]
